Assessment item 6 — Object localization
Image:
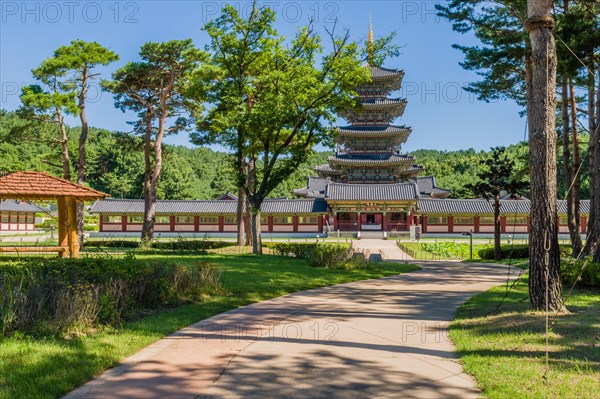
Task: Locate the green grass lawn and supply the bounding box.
[0,253,418,399]
[451,278,600,399]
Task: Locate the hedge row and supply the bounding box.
[0,257,222,335]
[85,239,235,251]
[478,244,571,260]
[561,261,600,288]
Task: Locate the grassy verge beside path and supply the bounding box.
[451,277,599,399]
[0,253,418,399]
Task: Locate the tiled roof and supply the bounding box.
[90,198,328,215]
[0,199,45,213]
[293,177,330,198]
[412,176,452,198]
[558,200,590,215]
[399,166,426,175]
[418,199,591,216]
[215,192,238,201]
[0,171,108,201]
[338,125,412,135]
[361,98,407,107]
[370,66,404,78]
[314,164,342,174]
[329,154,414,166]
[326,182,419,201]
[263,198,328,213]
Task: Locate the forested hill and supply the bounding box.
[0,110,585,200]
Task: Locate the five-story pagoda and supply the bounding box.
[313,21,423,184]
[295,21,449,234]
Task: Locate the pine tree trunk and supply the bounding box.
[76,70,89,247]
[494,194,502,260]
[141,113,155,242]
[568,80,582,255]
[583,58,600,261]
[525,1,565,312]
[561,79,580,256]
[593,62,600,262]
[57,110,71,181]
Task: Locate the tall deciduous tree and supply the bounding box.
[525,0,565,312]
[192,3,372,254]
[467,147,527,260]
[103,40,204,242]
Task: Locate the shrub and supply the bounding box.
[268,243,353,268]
[268,243,318,259]
[0,257,222,336]
[478,244,571,260]
[307,244,354,268]
[561,260,600,288]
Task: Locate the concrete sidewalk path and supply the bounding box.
[352,239,414,261]
[64,262,516,399]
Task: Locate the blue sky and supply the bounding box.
[0,0,527,152]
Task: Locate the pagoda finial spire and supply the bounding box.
[367,14,375,65]
[368,14,373,44]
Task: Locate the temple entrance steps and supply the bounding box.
[352,239,414,262]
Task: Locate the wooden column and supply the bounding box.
[474,216,480,233]
[333,212,338,231]
[293,216,299,232]
[448,216,454,233]
[67,197,79,258]
[357,212,362,231]
[194,216,200,232]
[382,212,388,231]
[581,217,587,234]
[500,217,507,233]
[268,216,274,233]
[57,197,68,258]
[318,215,324,233]
[422,216,428,233]
[218,216,224,232]
[170,215,176,232]
[99,214,104,232]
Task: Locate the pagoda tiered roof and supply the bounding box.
[340,98,407,125]
[336,125,411,137]
[328,153,414,167]
[369,66,404,79]
[313,164,342,176]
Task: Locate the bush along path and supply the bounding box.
[63,261,515,399]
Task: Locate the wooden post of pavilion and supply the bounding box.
[57,198,69,258]
[0,171,109,258]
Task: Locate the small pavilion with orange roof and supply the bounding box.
[0,171,109,258]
